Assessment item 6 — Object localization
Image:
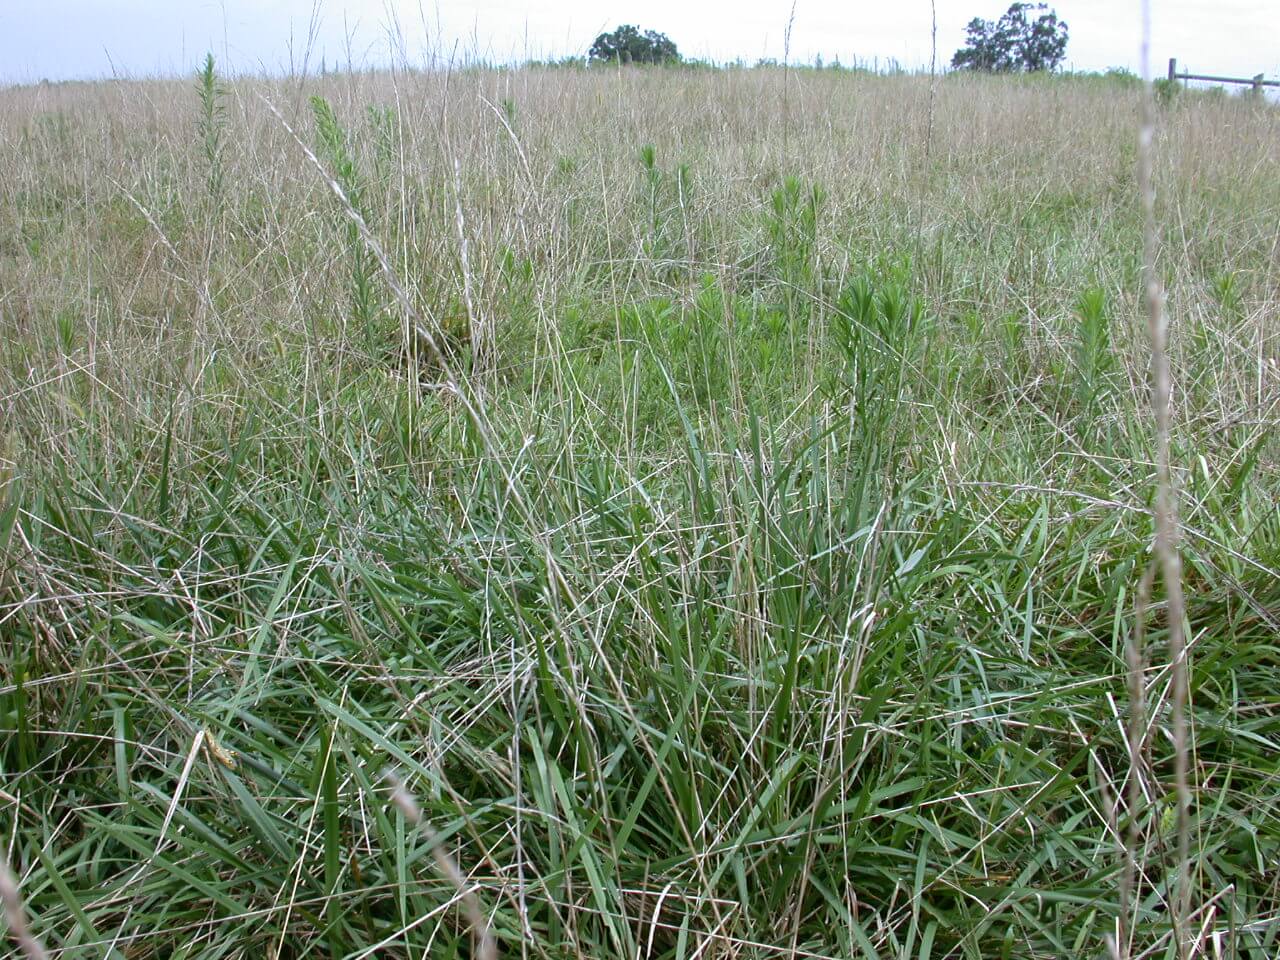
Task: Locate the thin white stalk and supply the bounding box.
[1137,1,1192,956]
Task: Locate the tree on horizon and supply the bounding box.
[952,3,1069,73]
[588,25,681,65]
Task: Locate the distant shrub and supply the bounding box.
[952,3,1069,73]
[588,25,680,65]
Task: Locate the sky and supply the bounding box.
[0,1,1276,86]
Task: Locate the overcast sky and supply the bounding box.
[1,1,1275,85]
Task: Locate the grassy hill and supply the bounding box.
[0,64,1277,958]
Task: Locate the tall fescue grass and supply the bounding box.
[0,61,1277,959]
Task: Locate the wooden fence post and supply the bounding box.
[1253,74,1264,95]
[1168,58,1177,83]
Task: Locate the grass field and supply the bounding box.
[1,62,1278,958]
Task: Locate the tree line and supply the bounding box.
[588,6,1069,74]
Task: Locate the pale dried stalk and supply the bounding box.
[387,773,497,960]
[1137,1,1192,956]
[451,155,488,377]
[1118,565,1154,959]
[1,856,50,960]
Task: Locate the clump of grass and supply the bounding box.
[636,144,695,275]
[833,270,923,423]
[764,176,823,324]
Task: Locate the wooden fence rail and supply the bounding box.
[1167,59,1279,92]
